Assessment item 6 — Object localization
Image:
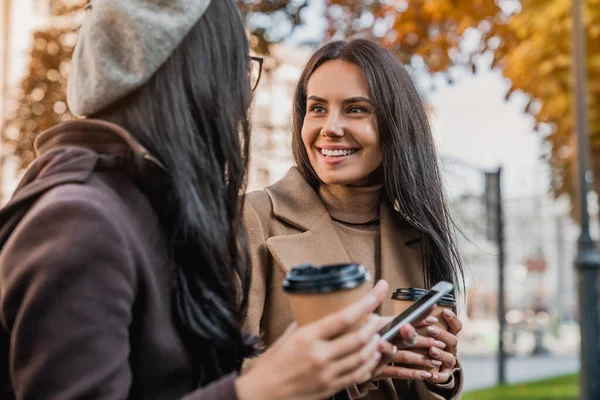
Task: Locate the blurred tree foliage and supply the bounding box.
[325,0,501,75]
[1,0,310,169]
[1,1,82,167]
[2,0,502,169]
[477,0,600,218]
[8,0,598,216]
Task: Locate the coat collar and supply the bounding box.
[264,167,353,269]
[1,119,166,229]
[35,119,166,171]
[263,168,426,314]
[264,167,327,231]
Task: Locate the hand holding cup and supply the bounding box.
[235,279,391,400]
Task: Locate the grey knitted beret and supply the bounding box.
[67,0,212,117]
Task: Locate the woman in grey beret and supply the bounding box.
[0,0,419,399]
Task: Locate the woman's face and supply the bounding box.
[301,60,382,186]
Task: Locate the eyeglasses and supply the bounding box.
[250,56,263,92]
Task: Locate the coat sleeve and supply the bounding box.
[0,188,239,400]
[347,364,463,399]
[392,361,464,400]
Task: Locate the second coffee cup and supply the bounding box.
[391,287,456,373]
[391,287,456,332]
[283,263,371,329]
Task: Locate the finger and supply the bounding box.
[428,367,453,384]
[366,280,389,311]
[414,305,438,324]
[377,338,396,365]
[377,316,393,330]
[326,315,381,360]
[348,350,382,385]
[374,365,433,381]
[280,322,297,340]
[442,309,463,335]
[393,350,441,370]
[394,333,445,351]
[429,347,456,369]
[329,332,380,377]
[310,280,389,340]
[413,315,439,329]
[329,337,382,385]
[397,323,417,347]
[372,345,395,377]
[426,326,458,355]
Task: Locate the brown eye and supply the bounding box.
[309,104,326,113]
[347,106,367,114]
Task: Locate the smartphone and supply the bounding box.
[378,281,454,342]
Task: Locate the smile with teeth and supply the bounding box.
[319,148,358,158]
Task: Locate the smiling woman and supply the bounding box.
[302,59,381,186]
[243,39,465,400]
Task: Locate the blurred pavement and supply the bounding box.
[461,354,579,392]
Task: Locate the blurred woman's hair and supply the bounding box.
[93,0,257,385]
[292,39,465,297]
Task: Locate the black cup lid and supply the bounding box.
[283,263,371,294]
[391,287,456,307]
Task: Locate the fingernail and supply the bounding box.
[431,360,443,366]
[431,373,439,381]
[428,326,441,336]
[373,352,382,362]
[421,371,432,379]
[443,309,453,318]
[431,348,441,357]
[435,340,447,349]
[370,314,381,324]
[425,316,439,324]
[402,331,418,347]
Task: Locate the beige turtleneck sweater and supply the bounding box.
[318,183,383,284]
[319,183,389,398]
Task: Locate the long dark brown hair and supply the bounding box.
[292,39,465,296]
[94,0,257,385]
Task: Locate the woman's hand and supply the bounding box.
[370,315,446,381]
[423,309,463,384]
[235,280,390,400]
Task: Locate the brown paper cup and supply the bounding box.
[287,283,370,328]
[283,264,372,335]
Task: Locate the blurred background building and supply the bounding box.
[247,44,311,192]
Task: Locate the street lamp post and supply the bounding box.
[446,156,507,385]
[485,168,506,385]
[571,0,600,399]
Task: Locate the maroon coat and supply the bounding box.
[0,120,239,399]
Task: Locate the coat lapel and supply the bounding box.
[264,168,351,273]
[266,213,352,272]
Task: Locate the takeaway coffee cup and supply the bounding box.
[283,263,371,327]
[391,288,456,373]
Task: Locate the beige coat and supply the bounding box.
[243,167,462,400]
